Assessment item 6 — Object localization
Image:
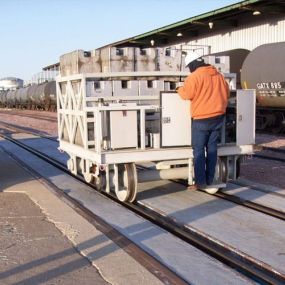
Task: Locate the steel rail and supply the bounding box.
[253,153,285,163]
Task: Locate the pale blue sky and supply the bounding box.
[0,0,240,80]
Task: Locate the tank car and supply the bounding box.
[241,42,285,132]
[28,81,56,110]
[0,81,56,111]
[0,90,8,107]
[13,87,26,108]
[27,84,39,109]
[16,87,29,108]
[6,89,16,108]
[43,81,57,111]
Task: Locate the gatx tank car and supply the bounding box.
[0,81,56,111]
[241,42,285,133]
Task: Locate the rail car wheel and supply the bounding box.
[218,157,228,183]
[205,157,228,195]
[82,164,105,191]
[114,163,137,202]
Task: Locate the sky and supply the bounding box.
[0,0,241,81]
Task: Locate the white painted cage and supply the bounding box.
[57,71,255,202]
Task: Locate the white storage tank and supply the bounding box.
[0,77,23,90]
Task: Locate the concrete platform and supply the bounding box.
[0,147,163,285]
[0,136,257,285]
[0,192,108,285]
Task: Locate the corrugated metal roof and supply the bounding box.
[133,0,261,39]
[103,0,285,48]
[42,62,60,71]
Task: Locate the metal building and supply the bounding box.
[106,0,285,54]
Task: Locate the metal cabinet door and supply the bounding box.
[161,92,191,147]
[237,89,256,145]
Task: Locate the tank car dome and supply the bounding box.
[0,77,24,90]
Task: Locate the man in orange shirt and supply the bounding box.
[176,51,229,191]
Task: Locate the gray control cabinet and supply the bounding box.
[237,89,256,145]
[160,91,191,147]
[110,109,138,149]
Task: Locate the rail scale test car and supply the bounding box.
[56,50,256,202]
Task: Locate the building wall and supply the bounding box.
[187,16,285,54]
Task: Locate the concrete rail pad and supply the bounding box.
[0,138,257,285]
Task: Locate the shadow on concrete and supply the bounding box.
[0,235,115,284]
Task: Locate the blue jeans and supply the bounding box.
[192,115,224,186]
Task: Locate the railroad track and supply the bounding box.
[0,131,284,284]
[135,200,284,285]
[0,109,57,122]
[0,121,57,141]
[136,164,285,222]
[181,179,285,221]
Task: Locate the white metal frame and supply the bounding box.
[57,72,255,201]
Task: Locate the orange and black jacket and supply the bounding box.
[177,65,229,119]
